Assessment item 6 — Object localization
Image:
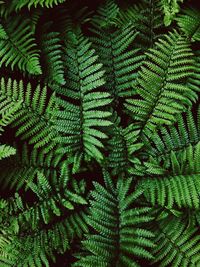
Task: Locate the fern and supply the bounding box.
[0,77,58,150]
[52,29,112,169]
[0,145,15,160]
[90,6,144,100]
[0,164,88,267]
[117,0,164,50]
[91,0,119,29]
[1,165,87,230]
[0,100,22,134]
[151,215,200,266]
[0,0,200,266]
[74,172,155,267]
[12,0,66,10]
[125,31,198,140]
[161,0,185,26]
[107,123,144,176]
[40,24,65,88]
[0,17,41,75]
[176,7,200,41]
[137,141,200,209]
[145,105,200,163]
[0,210,88,267]
[0,144,63,190]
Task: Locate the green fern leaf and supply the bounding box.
[151,216,200,266]
[125,31,197,140]
[74,173,155,267]
[0,17,41,75]
[177,8,200,41]
[0,77,58,150]
[52,29,112,166]
[137,142,200,209]
[0,145,15,160]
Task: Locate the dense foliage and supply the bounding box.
[1,0,200,266]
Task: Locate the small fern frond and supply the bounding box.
[0,144,64,190]
[1,165,87,236]
[0,210,88,267]
[177,7,200,41]
[90,23,144,100]
[0,145,15,160]
[0,77,58,150]
[13,0,66,10]
[40,24,65,88]
[117,0,163,49]
[151,215,200,266]
[91,0,119,29]
[107,123,143,176]
[146,104,200,161]
[0,100,22,134]
[0,17,41,75]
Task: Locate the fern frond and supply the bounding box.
[137,142,200,209]
[52,29,112,168]
[0,210,88,267]
[0,17,41,75]
[116,0,163,50]
[91,0,119,29]
[151,215,200,266]
[0,100,22,134]
[107,123,143,176]
[13,0,66,9]
[125,31,197,140]
[176,7,200,41]
[0,77,58,150]
[0,144,63,190]
[146,105,200,162]
[90,22,144,100]
[1,166,87,231]
[74,173,155,266]
[40,24,65,88]
[0,145,15,160]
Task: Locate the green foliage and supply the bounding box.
[0,144,15,160]
[0,144,63,190]
[176,8,200,41]
[0,77,58,149]
[1,165,87,231]
[161,0,185,26]
[0,0,66,11]
[40,24,65,88]
[90,1,144,100]
[52,29,112,168]
[117,0,164,50]
[137,141,200,209]
[0,0,200,266]
[125,31,198,140]
[74,172,155,267]
[0,17,41,74]
[151,215,200,266]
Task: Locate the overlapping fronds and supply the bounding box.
[0,17,41,75]
[125,31,198,140]
[0,0,200,266]
[0,77,58,150]
[177,7,200,41]
[151,215,200,266]
[74,173,155,267]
